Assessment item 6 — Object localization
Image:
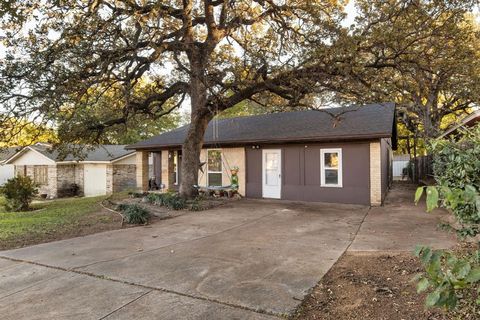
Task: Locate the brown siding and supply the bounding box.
[246,142,371,205]
[246,148,262,198]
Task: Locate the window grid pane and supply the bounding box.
[207,150,223,187]
[321,149,342,187]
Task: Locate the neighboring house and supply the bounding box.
[439,110,480,139]
[5,143,136,198]
[128,103,397,206]
[0,147,17,186]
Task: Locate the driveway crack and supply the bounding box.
[98,290,153,320]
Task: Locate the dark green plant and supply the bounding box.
[0,176,38,212]
[117,204,150,224]
[420,125,480,226]
[413,246,480,309]
[414,125,480,312]
[143,192,186,210]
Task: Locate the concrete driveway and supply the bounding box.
[0,186,456,319]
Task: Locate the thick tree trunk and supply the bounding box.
[179,108,213,198]
[179,55,213,198]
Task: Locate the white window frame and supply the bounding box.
[173,151,179,185]
[320,148,343,188]
[207,149,223,187]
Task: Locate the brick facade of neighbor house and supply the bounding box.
[106,164,113,195]
[112,164,136,193]
[136,151,149,192]
[369,142,382,206]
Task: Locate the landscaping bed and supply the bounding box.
[292,252,452,320]
[0,196,123,250]
[108,191,239,220]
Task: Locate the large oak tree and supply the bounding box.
[1,0,478,197]
[0,0,349,197]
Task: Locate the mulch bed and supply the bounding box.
[291,252,450,320]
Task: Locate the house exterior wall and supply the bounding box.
[11,149,55,165]
[380,138,393,202]
[56,164,78,197]
[0,164,14,185]
[369,142,382,206]
[112,164,136,193]
[246,142,371,205]
[16,165,57,198]
[136,151,149,192]
[198,147,246,196]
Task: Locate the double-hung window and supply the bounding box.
[207,150,222,187]
[320,148,342,187]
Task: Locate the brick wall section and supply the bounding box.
[56,165,76,197]
[369,142,382,206]
[74,165,84,195]
[136,151,149,192]
[106,164,113,195]
[15,165,26,176]
[112,164,136,193]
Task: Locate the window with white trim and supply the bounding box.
[207,149,222,187]
[320,148,342,187]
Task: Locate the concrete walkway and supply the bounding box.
[0,184,456,319]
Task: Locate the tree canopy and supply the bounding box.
[1,0,479,196]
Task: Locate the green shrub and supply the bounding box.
[414,125,480,313]
[0,176,38,212]
[143,192,186,210]
[413,246,480,310]
[117,204,150,224]
[422,125,480,226]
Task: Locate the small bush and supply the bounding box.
[413,246,480,310]
[143,192,186,210]
[117,204,150,224]
[0,176,38,212]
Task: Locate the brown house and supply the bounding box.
[127,103,397,206]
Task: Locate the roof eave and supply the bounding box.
[128,133,392,151]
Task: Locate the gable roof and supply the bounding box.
[0,147,19,164]
[6,144,134,164]
[127,103,397,150]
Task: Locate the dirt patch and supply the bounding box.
[291,252,449,320]
[0,208,124,250]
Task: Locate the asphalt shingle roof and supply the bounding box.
[29,144,134,162]
[127,103,397,150]
[0,147,20,163]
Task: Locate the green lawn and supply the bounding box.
[0,196,122,250]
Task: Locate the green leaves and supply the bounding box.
[414,187,424,205]
[425,186,439,212]
[414,186,439,212]
[414,246,480,310]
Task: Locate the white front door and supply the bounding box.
[262,149,281,199]
[84,164,107,197]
